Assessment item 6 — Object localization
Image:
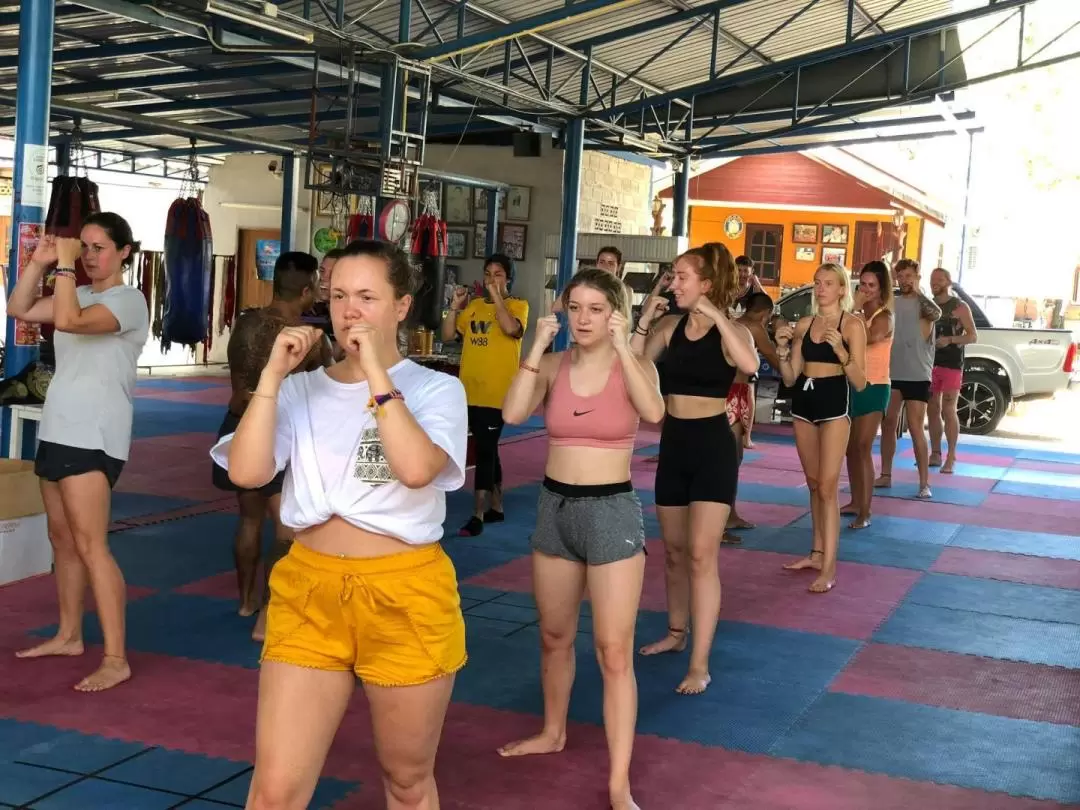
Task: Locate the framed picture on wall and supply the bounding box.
[499,223,527,261]
[792,223,818,244]
[446,228,469,260]
[507,186,531,221]
[822,224,849,244]
[474,188,506,220]
[822,246,847,266]
[473,223,488,258]
[444,184,472,225]
[795,246,816,262]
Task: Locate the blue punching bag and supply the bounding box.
[161,197,214,351]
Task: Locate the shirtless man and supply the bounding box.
[212,251,332,640]
[726,292,781,538]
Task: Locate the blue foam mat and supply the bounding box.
[110,492,197,523]
[1002,467,1080,489]
[993,479,1080,502]
[135,379,222,392]
[1017,448,1080,465]
[846,481,986,507]
[132,400,225,438]
[736,526,944,571]
[790,513,961,545]
[873,602,1080,668]
[107,513,240,590]
[453,606,858,753]
[770,692,1080,803]
[949,526,1080,561]
[905,573,1080,625]
[31,593,262,670]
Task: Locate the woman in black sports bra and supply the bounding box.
[630,244,759,695]
[774,263,867,594]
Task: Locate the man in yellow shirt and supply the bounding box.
[440,254,529,536]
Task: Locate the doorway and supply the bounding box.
[236,227,280,311]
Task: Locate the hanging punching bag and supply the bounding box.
[40,176,101,356]
[161,197,214,351]
[410,207,448,332]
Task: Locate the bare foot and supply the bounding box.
[840,502,857,515]
[928,453,942,468]
[611,787,641,810]
[638,628,687,656]
[238,602,258,618]
[873,474,892,488]
[808,574,836,594]
[252,609,267,643]
[74,656,131,693]
[497,731,566,757]
[744,438,755,450]
[675,670,711,695]
[783,551,822,571]
[721,531,742,545]
[727,515,756,530]
[916,486,932,500]
[941,457,956,474]
[848,517,871,530]
[15,636,84,659]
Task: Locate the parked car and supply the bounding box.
[765,283,1079,435]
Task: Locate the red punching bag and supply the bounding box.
[410,188,448,331]
[40,176,102,348]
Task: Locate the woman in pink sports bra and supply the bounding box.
[499,267,665,810]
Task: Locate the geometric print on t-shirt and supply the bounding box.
[354,427,395,486]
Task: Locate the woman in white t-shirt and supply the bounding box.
[210,240,469,810]
[7,213,149,694]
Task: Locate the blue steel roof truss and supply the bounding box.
[1,0,1079,173]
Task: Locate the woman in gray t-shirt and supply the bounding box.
[7,212,149,693]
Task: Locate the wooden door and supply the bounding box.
[236,227,280,311]
[853,221,902,271]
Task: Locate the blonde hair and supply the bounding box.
[811,262,853,315]
[561,266,632,322]
[679,242,738,310]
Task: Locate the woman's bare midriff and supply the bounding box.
[295,516,422,558]
[546,445,634,486]
[803,361,845,379]
[666,393,727,420]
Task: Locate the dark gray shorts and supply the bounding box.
[530,477,646,566]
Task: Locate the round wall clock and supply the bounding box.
[379,199,411,242]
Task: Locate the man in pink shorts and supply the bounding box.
[929,268,978,474]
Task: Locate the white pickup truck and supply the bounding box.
[766,284,1079,435]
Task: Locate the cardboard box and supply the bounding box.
[0,460,52,586]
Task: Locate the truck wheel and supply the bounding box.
[958,371,1006,435]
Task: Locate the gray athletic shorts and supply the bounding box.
[530,477,646,565]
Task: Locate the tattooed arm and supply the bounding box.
[918,293,942,323]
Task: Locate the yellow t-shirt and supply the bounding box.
[455,297,529,409]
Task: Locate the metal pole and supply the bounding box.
[3,0,55,460]
[0,91,297,155]
[672,154,691,238]
[281,155,299,252]
[956,129,976,285]
[484,189,499,256]
[554,119,585,352]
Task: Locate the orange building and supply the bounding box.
[660,152,946,297]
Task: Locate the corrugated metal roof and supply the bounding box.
[0,0,1003,165]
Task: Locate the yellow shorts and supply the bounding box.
[261,540,468,687]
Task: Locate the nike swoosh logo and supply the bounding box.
[573,410,594,417]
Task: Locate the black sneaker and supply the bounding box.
[483,509,505,523]
[458,516,483,537]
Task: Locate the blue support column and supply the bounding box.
[957,130,976,285]
[2,0,55,460]
[485,189,499,257]
[554,118,585,352]
[280,154,299,252]
[672,155,691,239]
